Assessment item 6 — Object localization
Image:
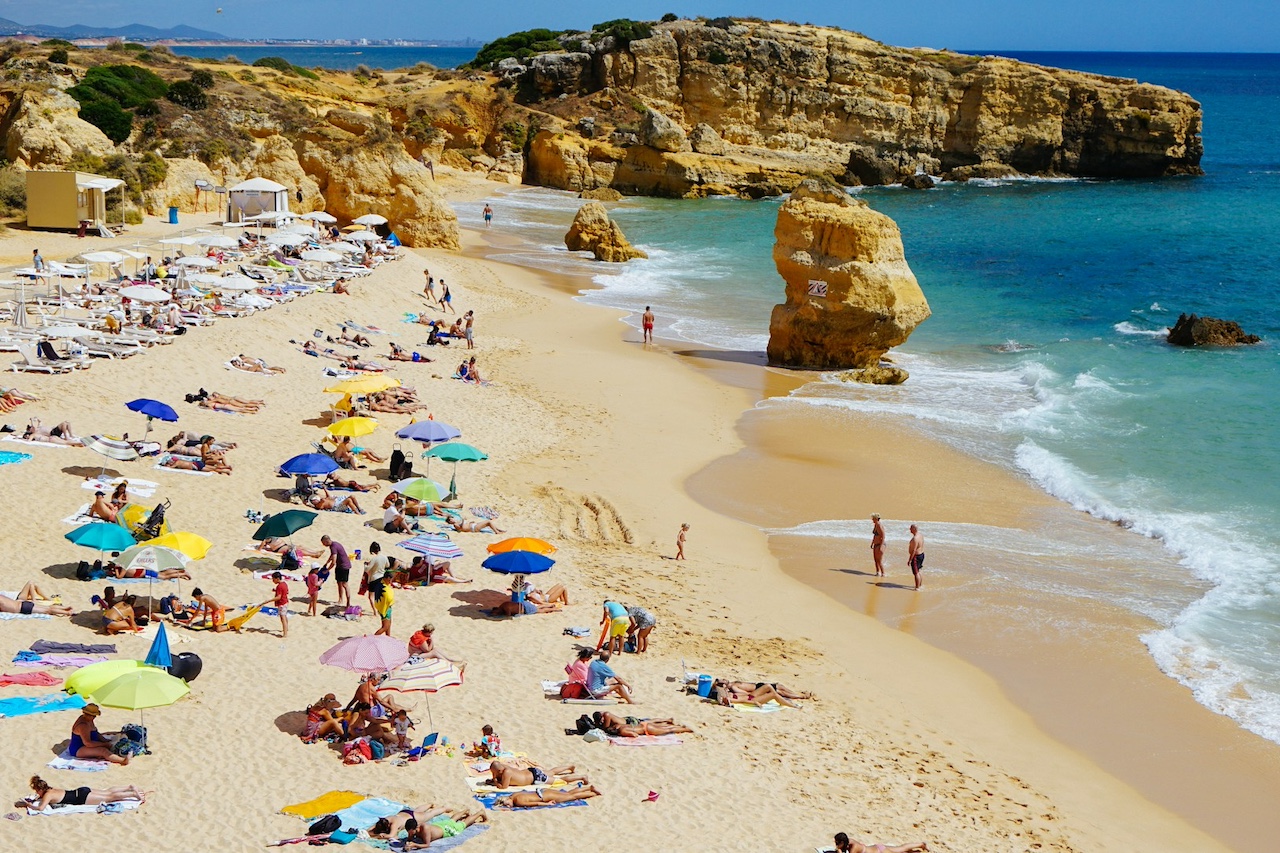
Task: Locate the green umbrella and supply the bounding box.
[420,442,487,494]
[65,659,144,697]
[90,667,190,726]
[252,509,317,542]
[397,478,443,502]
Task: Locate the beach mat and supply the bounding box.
[0,612,51,621]
[473,792,588,811]
[1,436,69,449]
[0,672,62,687]
[0,692,86,718]
[607,734,684,746]
[30,640,116,655]
[281,790,366,820]
[227,604,262,632]
[333,796,406,830]
[730,701,790,713]
[12,653,108,668]
[154,455,213,476]
[47,748,110,772]
[24,797,140,816]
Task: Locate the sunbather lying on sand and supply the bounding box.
[230,354,285,374]
[161,455,232,475]
[833,832,928,853]
[723,680,814,701]
[381,491,455,517]
[388,342,431,362]
[0,387,37,413]
[111,564,190,581]
[593,711,692,738]
[339,329,372,347]
[0,593,71,617]
[307,488,363,513]
[444,515,504,534]
[488,760,589,789]
[8,582,52,602]
[712,680,808,708]
[491,786,602,809]
[256,538,325,559]
[371,806,483,840]
[25,776,146,810]
[324,473,380,492]
[89,491,119,522]
[167,431,236,452]
[21,420,80,445]
[340,356,385,372]
[367,391,428,414]
[399,809,487,848]
[512,579,569,606]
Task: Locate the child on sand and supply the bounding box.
[393,709,414,749]
[257,572,289,638]
[479,724,501,757]
[306,566,320,616]
[676,523,689,560]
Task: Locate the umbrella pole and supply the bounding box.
[426,692,433,731]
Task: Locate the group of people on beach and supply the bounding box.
[870,515,927,590]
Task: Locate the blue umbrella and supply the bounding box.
[396,420,461,444]
[126,398,178,440]
[279,453,339,476]
[481,551,555,575]
[66,522,136,554]
[144,622,172,669]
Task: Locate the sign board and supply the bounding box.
[807,279,828,298]
[194,179,211,190]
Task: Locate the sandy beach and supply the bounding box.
[0,172,1245,852]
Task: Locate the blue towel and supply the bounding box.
[0,692,87,718]
[334,796,406,830]
[474,793,588,811]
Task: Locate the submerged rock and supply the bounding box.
[767,180,931,371]
[564,202,647,262]
[837,365,911,384]
[1166,313,1260,347]
[579,187,623,201]
[900,173,936,190]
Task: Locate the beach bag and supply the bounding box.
[583,728,609,743]
[329,830,357,845]
[113,724,148,757]
[307,815,341,835]
[560,682,587,699]
[76,560,92,581]
[575,714,594,735]
[368,739,385,760]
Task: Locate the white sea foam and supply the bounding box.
[1114,321,1169,337]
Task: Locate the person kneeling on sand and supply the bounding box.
[833,831,928,853]
[191,588,228,632]
[488,759,589,789]
[492,786,602,809]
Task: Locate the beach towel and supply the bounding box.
[1,436,69,449]
[0,672,62,687]
[469,507,499,520]
[47,748,110,772]
[227,604,261,632]
[62,503,93,526]
[606,734,684,747]
[13,653,108,668]
[341,321,386,335]
[24,797,141,816]
[473,792,588,811]
[0,449,31,465]
[154,455,213,476]
[253,569,309,583]
[0,692,87,718]
[0,612,51,621]
[730,701,789,713]
[333,797,406,830]
[464,775,571,795]
[281,790,366,820]
[224,361,278,375]
[80,477,158,499]
[30,640,116,655]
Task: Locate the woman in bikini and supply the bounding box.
[302,694,345,742]
[491,787,601,809]
[308,488,363,514]
[594,711,693,738]
[101,599,140,634]
[21,420,81,445]
[27,776,145,810]
[712,680,808,709]
[870,513,886,577]
[445,514,504,535]
[324,472,380,492]
[833,832,928,853]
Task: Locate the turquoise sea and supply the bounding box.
[455,53,1280,744]
[169,44,478,70]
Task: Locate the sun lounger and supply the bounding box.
[541,680,620,704]
[37,341,90,370]
[11,343,71,374]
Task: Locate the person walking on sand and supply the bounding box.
[464,310,475,350]
[440,280,456,314]
[32,249,44,272]
[871,513,886,577]
[257,571,289,638]
[907,524,925,590]
[322,535,352,608]
[423,270,437,306]
[675,523,688,560]
[642,306,654,344]
[483,203,493,227]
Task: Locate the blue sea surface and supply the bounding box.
[457,53,1280,743]
[169,45,477,70]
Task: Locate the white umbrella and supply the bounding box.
[282,223,319,237]
[265,233,307,247]
[176,256,217,268]
[353,214,388,226]
[301,249,343,263]
[345,231,380,242]
[212,275,258,292]
[119,285,170,303]
[301,211,337,223]
[197,235,236,248]
[329,242,362,254]
[249,210,294,222]
[185,274,221,286]
[119,249,148,260]
[219,221,247,229]
[43,325,85,339]
[81,251,125,264]
[159,237,199,246]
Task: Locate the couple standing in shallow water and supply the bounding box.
[870,515,925,590]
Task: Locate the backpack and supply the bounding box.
[368,739,385,760]
[575,714,593,735]
[560,682,587,699]
[307,815,341,835]
[76,560,91,582]
[112,723,148,756]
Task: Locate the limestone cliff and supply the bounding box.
[4,88,114,168]
[767,180,930,374]
[564,202,647,262]
[497,19,1202,196]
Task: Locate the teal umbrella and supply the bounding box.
[66,523,136,555]
[420,442,487,493]
[252,509,317,542]
[144,622,172,669]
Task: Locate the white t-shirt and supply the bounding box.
[383,506,401,527]
[366,554,389,582]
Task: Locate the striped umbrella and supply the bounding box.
[381,657,463,729]
[318,635,409,673]
[398,534,464,561]
[85,435,138,477]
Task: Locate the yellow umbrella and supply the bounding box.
[324,376,400,395]
[142,531,212,560]
[326,416,378,438]
[65,659,144,696]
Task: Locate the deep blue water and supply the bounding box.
[456,53,1280,742]
[169,45,478,70]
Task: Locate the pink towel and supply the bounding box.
[0,672,62,687]
[13,654,109,668]
[606,734,684,746]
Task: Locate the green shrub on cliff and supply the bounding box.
[67,150,168,203]
[469,28,569,68]
[77,99,133,144]
[167,80,208,110]
[69,64,168,109]
[40,39,74,47]
[0,167,27,217]
[189,69,215,89]
[592,19,653,45]
[48,49,69,65]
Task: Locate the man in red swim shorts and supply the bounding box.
[641,306,654,344]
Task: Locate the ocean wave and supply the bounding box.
[1114,321,1169,337]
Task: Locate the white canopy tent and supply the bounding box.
[226,178,291,224]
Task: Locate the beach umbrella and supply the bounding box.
[212,275,258,292]
[265,233,307,247]
[282,223,320,237]
[119,284,170,303]
[301,211,337,223]
[65,522,135,554]
[324,376,399,395]
[84,434,138,478]
[353,214,388,226]
[319,635,409,673]
[90,668,189,726]
[380,657,462,729]
[197,234,236,248]
[126,398,178,439]
[301,249,343,263]
[345,230,380,242]
[81,251,125,264]
[253,509,317,542]
[482,551,555,575]
[398,533,463,561]
[117,544,189,572]
[159,237,199,246]
[421,442,487,491]
[279,453,339,476]
[395,420,460,444]
[144,623,172,669]
[487,537,557,556]
[142,531,212,561]
[325,417,378,439]
[394,478,444,503]
[65,660,143,697]
[330,242,362,254]
[42,325,84,339]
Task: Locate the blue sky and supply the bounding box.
[2,0,1277,51]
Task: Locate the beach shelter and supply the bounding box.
[482,550,555,575]
[392,477,445,503]
[300,211,337,223]
[319,635,409,673]
[326,417,378,439]
[225,177,290,224]
[125,398,177,439]
[116,543,188,610]
[84,435,138,478]
[66,522,136,555]
[324,376,399,395]
[280,453,339,477]
[25,171,126,233]
[487,537,557,556]
[380,657,462,728]
[141,532,212,561]
[395,420,460,444]
[398,533,464,561]
[420,442,487,492]
[65,659,143,697]
[353,214,388,226]
[90,668,189,726]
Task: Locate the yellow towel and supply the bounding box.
[281,790,366,820]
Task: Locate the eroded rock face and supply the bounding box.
[580,187,623,200]
[1167,313,1260,347]
[4,88,114,168]
[767,180,931,371]
[564,201,647,262]
[639,108,690,152]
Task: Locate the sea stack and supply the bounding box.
[1167,313,1261,347]
[564,202,647,262]
[767,180,930,379]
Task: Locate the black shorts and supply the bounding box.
[335,568,350,584]
[910,553,925,572]
[20,600,33,615]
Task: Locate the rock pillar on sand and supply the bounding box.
[564,202,648,263]
[767,180,930,378]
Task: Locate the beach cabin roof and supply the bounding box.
[76,175,125,191]
[229,177,288,192]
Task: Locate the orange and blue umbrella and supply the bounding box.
[481,550,554,575]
